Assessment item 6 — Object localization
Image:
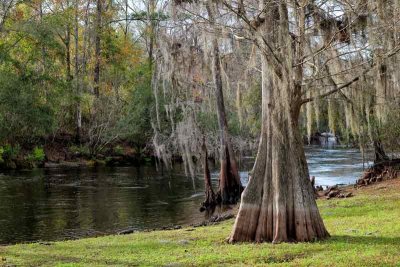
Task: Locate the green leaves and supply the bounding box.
[26,146,45,162]
[0,70,57,142]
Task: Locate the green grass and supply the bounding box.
[1,181,400,266]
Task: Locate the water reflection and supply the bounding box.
[0,167,209,244]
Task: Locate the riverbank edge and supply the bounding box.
[1,178,400,266]
[0,134,358,171]
[0,139,158,171]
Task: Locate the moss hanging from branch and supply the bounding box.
[327,99,336,135]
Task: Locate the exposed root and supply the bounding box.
[356,159,400,187]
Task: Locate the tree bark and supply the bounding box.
[206,1,243,205]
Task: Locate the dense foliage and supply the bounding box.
[0,0,156,166]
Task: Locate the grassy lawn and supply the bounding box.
[1,180,400,266]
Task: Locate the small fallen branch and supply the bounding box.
[320,185,353,200]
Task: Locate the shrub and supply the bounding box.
[27,147,45,162]
[2,144,20,161]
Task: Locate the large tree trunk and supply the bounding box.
[229,52,329,243]
[206,1,243,205]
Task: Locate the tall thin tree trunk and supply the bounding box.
[74,0,81,143]
[124,0,129,39]
[82,0,90,75]
[147,0,155,65]
[93,0,102,97]
[65,0,72,82]
[39,1,46,74]
[206,1,243,205]
[66,25,72,81]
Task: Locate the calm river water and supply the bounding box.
[0,147,371,244]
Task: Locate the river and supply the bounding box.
[0,146,372,244]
